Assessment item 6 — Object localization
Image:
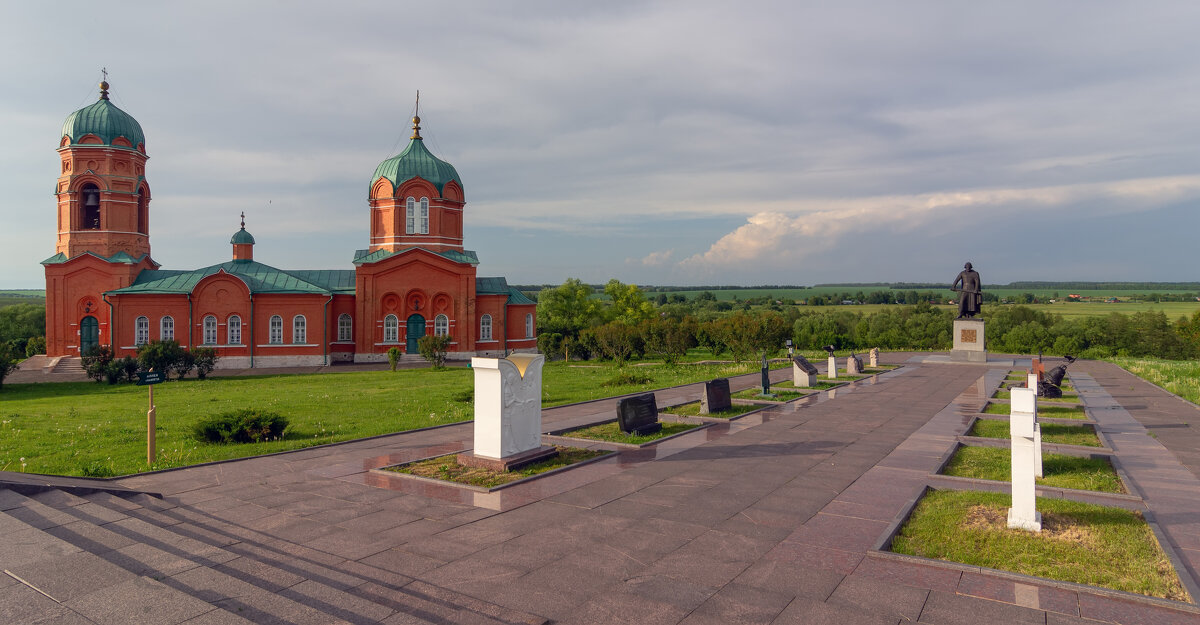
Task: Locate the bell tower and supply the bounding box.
[54,77,152,259]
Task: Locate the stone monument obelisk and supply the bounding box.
[1008,387,1042,531]
[459,353,556,471]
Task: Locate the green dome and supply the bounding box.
[231,227,255,245]
[61,87,145,150]
[372,138,462,195]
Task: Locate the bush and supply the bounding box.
[0,343,19,390]
[192,410,289,444]
[387,346,401,371]
[120,356,139,383]
[103,360,124,385]
[82,345,115,382]
[170,350,196,380]
[417,335,452,369]
[601,371,653,387]
[137,340,185,377]
[192,347,219,380]
[25,336,45,358]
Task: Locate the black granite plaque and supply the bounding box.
[792,356,818,375]
[701,378,732,414]
[617,393,662,435]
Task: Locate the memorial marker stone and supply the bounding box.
[701,378,732,414]
[1008,387,1042,531]
[461,354,557,471]
[792,356,818,387]
[869,347,879,368]
[617,393,662,436]
[846,351,863,375]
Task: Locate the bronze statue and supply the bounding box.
[952,262,982,319]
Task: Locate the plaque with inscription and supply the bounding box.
[960,329,977,344]
[617,393,662,436]
[792,356,818,375]
[701,378,732,414]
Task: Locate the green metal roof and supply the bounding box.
[230,228,256,245]
[352,247,479,266]
[107,261,354,296]
[61,95,145,150]
[507,287,535,305]
[41,250,151,266]
[371,138,462,194]
[476,277,511,295]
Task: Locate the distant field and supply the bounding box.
[663,286,1199,302]
[746,301,1200,321]
[0,290,45,297]
[0,294,45,309]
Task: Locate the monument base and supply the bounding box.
[1007,508,1042,532]
[951,318,987,362]
[457,445,559,472]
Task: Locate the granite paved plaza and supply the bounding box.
[2,355,1200,624]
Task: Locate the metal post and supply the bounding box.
[147,384,156,465]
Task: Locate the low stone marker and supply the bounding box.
[1008,387,1042,531]
[460,354,557,471]
[951,318,987,362]
[617,393,662,436]
[846,351,863,375]
[869,347,879,368]
[701,378,732,414]
[792,356,818,387]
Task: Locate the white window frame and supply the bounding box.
[480,314,492,341]
[228,315,242,345]
[434,314,449,337]
[525,313,534,338]
[406,197,416,234]
[203,315,218,345]
[135,316,149,346]
[293,315,306,344]
[269,315,283,344]
[160,316,174,341]
[419,197,429,234]
[338,314,352,342]
[383,314,399,343]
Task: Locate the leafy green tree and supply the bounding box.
[593,322,639,366]
[536,278,605,338]
[82,345,115,383]
[171,350,196,380]
[417,335,452,369]
[0,343,20,390]
[25,336,46,357]
[192,347,219,380]
[604,279,656,325]
[0,303,46,345]
[640,316,698,365]
[137,340,185,377]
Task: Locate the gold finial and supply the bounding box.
[99,68,110,100]
[240,211,246,229]
[410,90,422,140]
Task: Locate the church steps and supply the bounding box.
[0,486,545,624]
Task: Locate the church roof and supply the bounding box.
[476,277,535,305]
[352,247,479,266]
[61,82,145,149]
[371,138,461,194]
[230,227,256,245]
[106,260,356,296]
[41,250,152,266]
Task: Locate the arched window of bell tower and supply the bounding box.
[80,184,101,230]
[137,189,148,235]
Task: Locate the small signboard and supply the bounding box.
[136,371,165,386]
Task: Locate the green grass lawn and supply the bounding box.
[821,373,865,381]
[968,419,1101,447]
[891,489,1187,601]
[1113,357,1200,406]
[942,445,1124,493]
[663,401,762,419]
[731,388,808,401]
[982,403,1087,420]
[774,380,844,390]
[385,446,608,488]
[0,360,759,477]
[992,389,1080,403]
[557,420,701,444]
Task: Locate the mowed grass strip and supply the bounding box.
[983,403,1087,419]
[967,419,1102,447]
[731,388,808,401]
[0,360,757,477]
[774,380,843,390]
[891,489,1188,601]
[1113,357,1200,406]
[993,389,1080,403]
[943,445,1124,493]
[386,446,608,489]
[663,401,762,419]
[559,420,701,444]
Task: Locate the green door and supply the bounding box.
[80,316,99,355]
[406,314,425,353]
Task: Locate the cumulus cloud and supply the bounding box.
[635,250,674,266]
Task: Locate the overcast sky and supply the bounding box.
[3,2,1199,289]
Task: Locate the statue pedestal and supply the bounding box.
[951,319,987,363]
[460,354,556,471]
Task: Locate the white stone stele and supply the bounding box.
[471,354,544,460]
[1008,387,1042,531]
[1027,372,1039,390]
[951,318,987,363]
[869,348,879,368]
[793,363,817,387]
[827,356,838,379]
[846,355,861,375]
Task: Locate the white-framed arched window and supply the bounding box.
[525,313,534,338]
[405,197,416,234]
[480,314,492,341]
[228,315,242,345]
[160,316,174,341]
[383,314,399,343]
[418,197,429,234]
[338,314,352,342]
[203,315,218,345]
[434,314,448,336]
[135,316,149,346]
[293,315,306,344]
[269,315,283,344]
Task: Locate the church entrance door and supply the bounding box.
[406,314,426,354]
[80,316,99,355]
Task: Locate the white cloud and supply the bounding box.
[636,250,674,266]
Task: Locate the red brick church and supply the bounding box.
[43,81,536,367]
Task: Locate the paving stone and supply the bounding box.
[917,589,1045,624]
[772,596,901,625]
[0,526,83,568]
[827,574,930,621]
[0,582,76,624]
[678,582,793,625]
[67,576,216,625]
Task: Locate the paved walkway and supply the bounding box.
[1,356,1199,624]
